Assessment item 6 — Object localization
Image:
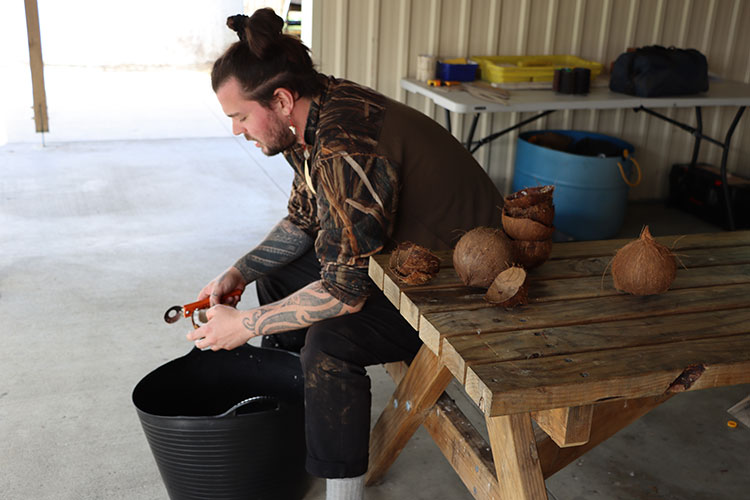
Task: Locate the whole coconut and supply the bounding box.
[612,226,677,295]
[453,227,514,288]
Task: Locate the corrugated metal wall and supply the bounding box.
[309,0,750,199]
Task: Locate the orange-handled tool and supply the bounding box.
[164,289,243,327]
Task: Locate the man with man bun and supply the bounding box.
[188,8,503,499]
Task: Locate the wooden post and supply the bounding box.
[366,345,453,485]
[486,412,548,500]
[24,0,49,133]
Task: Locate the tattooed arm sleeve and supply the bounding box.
[242,280,365,337]
[233,217,315,284]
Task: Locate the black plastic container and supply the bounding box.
[132,345,310,500]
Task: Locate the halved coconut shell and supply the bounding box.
[504,185,555,209]
[502,212,555,241]
[511,239,553,269]
[504,203,555,227]
[485,266,529,307]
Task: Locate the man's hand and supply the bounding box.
[186,281,365,351]
[198,266,247,307]
[187,305,255,351]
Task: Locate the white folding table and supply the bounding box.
[401,77,750,229]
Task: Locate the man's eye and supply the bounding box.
[239,116,247,123]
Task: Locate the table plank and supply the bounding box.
[465,333,750,415]
[547,230,750,260]
[420,283,750,354]
[441,309,750,383]
[401,262,750,335]
[534,244,750,280]
[370,243,750,324]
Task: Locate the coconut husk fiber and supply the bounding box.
[389,241,440,285]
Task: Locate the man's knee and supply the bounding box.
[300,323,367,379]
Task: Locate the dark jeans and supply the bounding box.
[256,249,422,478]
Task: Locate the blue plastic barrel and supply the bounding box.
[512,130,638,241]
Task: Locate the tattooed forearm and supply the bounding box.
[241,281,364,337]
[234,217,314,283]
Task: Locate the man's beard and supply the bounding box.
[250,116,297,156]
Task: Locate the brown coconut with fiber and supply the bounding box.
[453,227,514,288]
[388,241,441,285]
[611,226,677,295]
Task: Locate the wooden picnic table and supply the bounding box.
[365,230,750,499]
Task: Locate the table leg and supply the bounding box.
[366,345,453,485]
[537,394,673,478]
[718,106,746,230]
[486,412,548,500]
[465,113,480,149]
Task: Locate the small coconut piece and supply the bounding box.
[485,266,529,307]
[511,239,553,269]
[453,227,514,288]
[611,226,677,295]
[504,203,555,226]
[504,185,555,209]
[389,241,440,285]
[502,211,555,241]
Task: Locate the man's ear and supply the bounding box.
[272,88,295,116]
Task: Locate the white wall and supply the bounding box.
[0,0,243,68]
[309,0,750,200]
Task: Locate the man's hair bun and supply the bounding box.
[227,8,284,60]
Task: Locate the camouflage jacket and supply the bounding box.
[283,75,504,306]
[283,76,396,305]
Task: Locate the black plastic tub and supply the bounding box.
[132,345,309,500]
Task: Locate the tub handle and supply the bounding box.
[219,396,280,417]
[617,150,642,187]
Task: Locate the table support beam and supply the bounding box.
[537,394,673,478]
[366,345,453,485]
[469,110,555,153]
[486,412,548,500]
[532,405,593,448]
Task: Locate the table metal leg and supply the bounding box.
[636,105,748,230]
[719,106,746,230]
[689,107,703,169]
[365,345,453,485]
[466,113,480,150]
[469,110,555,154]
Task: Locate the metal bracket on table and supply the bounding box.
[634,105,747,230]
[464,110,556,154]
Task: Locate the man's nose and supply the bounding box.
[231,120,243,136]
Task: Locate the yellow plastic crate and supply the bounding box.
[470,55,603,83]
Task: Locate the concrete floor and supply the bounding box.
[1,68,748,500]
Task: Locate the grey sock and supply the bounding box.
[325,473,365,500]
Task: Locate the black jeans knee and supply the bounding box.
[254,249,422,478]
